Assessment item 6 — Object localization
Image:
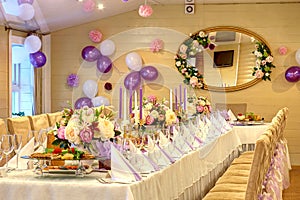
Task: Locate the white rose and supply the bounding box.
[199,31,206,38]
[266,56,273,63]
[97,118,115,140]
[176,61,181,67]
[150,110,159,119]
[65,119,81,144]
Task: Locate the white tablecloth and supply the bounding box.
[232,123,269,144]
[0,129,242,200]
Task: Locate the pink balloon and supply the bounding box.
[124,71,141,90]
[74,97,93,109]
[140,66,158,81]
[285,66,300,82]
[18,0,34,5]
[81,46,101,62]
[97,56,112,73]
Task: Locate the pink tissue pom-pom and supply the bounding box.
[138,5,153,17]
[83,0,96,12]
[278,46,287,55]
[89,30,102,43]
[150,39,164,52]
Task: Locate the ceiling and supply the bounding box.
[0,0,299,34]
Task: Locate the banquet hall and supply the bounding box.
[0,0,299,199]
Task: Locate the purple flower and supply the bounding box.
[57,126,66,140]
[67,73,79,87]
[80,128,94,143]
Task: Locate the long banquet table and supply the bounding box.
[0,125,268,200]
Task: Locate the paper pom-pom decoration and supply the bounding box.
[67,73,79,87]
[278,46,288,55]
[150,39,164,52]
[89,30,102,43]
[83,0,96,12]
[104,82,112,91]
[138,5,153,17]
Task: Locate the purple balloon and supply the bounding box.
[124,71,141,90]
[74,97,93,109]
[18,0,34,5]
[97,56,112,73]
[140,66,158,81]
[285,66,300,82]
[29,51,46,68]
[81,46,101,62]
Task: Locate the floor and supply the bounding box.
[283,166,300,200]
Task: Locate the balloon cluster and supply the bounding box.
[124,52,159,90]
[284,50,300,82]
[81,39,115,74]
[23,34,47,68]
[75,79,110,109]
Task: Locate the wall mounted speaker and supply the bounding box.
[185,0,195,4]
[185,5,194,14]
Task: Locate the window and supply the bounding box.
[11,39,35,117]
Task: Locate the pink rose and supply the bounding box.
[80,128,94,143]
[57,126,66,140]
[255,70,264,78]
[145,115,155,125]
[189,76,198,87]
[196,105,204,113]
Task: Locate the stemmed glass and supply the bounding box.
[13,134,23,170]
[1,135,14,171]
[37,129,48,151]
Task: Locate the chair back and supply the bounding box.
[0,118,7,137]
[6,117,32,148]
[28,114,51,131]
[46,111,63,127]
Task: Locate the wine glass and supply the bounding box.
[27,130,40,151]
[37,129,48,151]
[13,134,23,170]
[1,135,14,171]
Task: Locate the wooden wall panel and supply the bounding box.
[0,26,8,118]
[50,3,300,164]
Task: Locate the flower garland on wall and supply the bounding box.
[175,31,215,89]
[252,41,276,81]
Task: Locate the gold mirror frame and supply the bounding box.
[182,26,272,92]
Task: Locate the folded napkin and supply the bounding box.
[159,131,170,147]
[228,109,237,122]
[173,134,193,154]
[147,136,172,168]
[127,140,159,172]
[8,137,35,169]
[110,144,142,182]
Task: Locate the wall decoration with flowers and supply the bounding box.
[175,31,215,89]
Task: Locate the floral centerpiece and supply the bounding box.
[187,96,212,116]
[52,105,121,159]
[175,31,215,89]
[130,95,177,128]
[252,40,276,81]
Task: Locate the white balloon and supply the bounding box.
[12,46,29,63]
[296,49,300,65]
[92,96,110,107]
[83,80,98,98]
[125,52,142,71]
[100,40,115,56]
[24,35,41,53]
[18,3,35,21]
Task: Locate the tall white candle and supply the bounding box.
[134,91,138,110]
[123,89,127,121]
[169,89,173,111]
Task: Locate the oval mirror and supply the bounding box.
[175,26,275,92]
